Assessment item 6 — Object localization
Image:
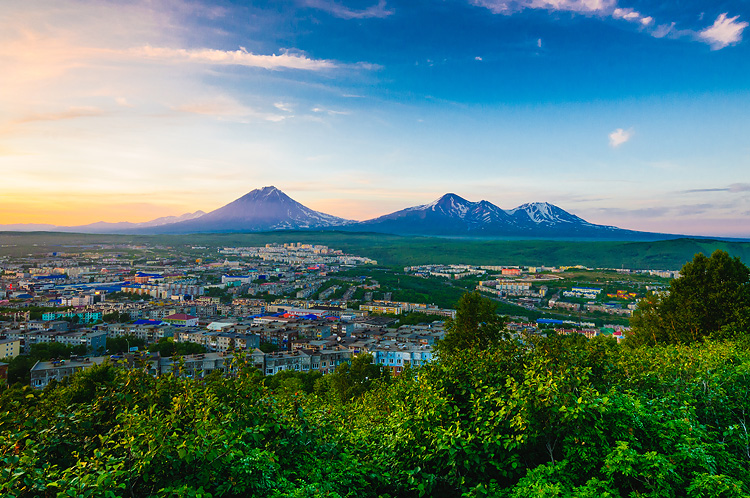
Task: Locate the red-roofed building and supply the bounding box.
[163,313,198,327]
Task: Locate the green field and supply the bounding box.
[2,230,750,269]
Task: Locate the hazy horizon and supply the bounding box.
[2,0,749,237]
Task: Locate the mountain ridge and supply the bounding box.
[0,187,694,240]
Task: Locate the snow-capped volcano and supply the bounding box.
[140,186,353,234]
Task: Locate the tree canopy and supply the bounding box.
[629,250,750,345]
[437,291,507,356]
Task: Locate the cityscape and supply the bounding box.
[2,0,750,496]
[1,239,680,388]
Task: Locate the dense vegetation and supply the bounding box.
[630,250,750,346]
[1,335,748,497]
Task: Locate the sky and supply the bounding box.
[1,0,749,237]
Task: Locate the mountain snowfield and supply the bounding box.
[2,186,651,238]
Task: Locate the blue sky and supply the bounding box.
[1,0,749,236]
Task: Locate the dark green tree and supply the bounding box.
[106,335,145,353]
[437,291,507,356]
[147,337,206,357]
[326,353,388,403]
[629,250,750,345]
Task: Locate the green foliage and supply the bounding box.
[106,335,145,353]
[206,287,233,304]
[103,311,128,323]
[1,289,749,497]
[396,312,445,326]
[148,337,207,357]
[630,250,750,345]
[323,353,390,404]
[259,342,279,353]
[437,291,507,356]
[29,342,87,360]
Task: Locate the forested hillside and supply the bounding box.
[1,336,749,497]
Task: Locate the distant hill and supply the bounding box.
[0,211,205,233]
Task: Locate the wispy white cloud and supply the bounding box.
[471,0,615,15]
[130,46,337,71]
[274,102,294,112]
[173,96,287,122]
[698,13,748,50]
[311,106,350,115]
[608,128,633,148]
[305,0,394,19]
[651,22,676,39]
[613,7,652,26]
[471,1,747,50]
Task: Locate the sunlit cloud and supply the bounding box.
[128,46,338,71]
[699,13,748,50]
[608,128,633,148]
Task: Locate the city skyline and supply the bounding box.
[2,0,749,237]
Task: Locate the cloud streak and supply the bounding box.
[471,0,615,15]
[305,0,394,19]
[13,106,106,124]
[130,46,338,71]
[683,183,750,194]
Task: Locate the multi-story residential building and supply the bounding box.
[41,311,103,323]
[360,303,402,315]
[54,330,107,353]
[370,343,434,375]
[163,313,198,327]
[0,338,21,359]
